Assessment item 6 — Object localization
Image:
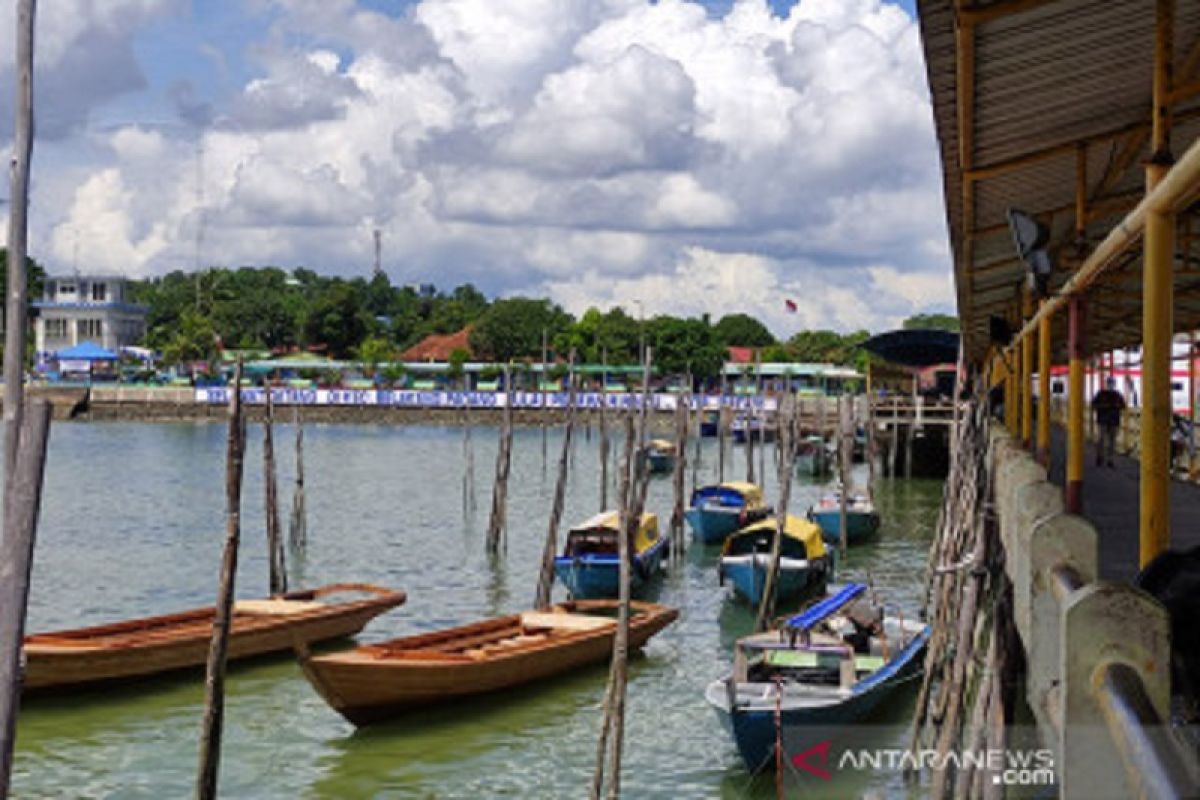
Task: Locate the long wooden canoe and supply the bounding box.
[24,583,406,692]
[299,599,679,725]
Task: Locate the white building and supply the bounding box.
[33,275,147,355]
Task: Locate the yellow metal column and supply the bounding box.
[1067,296,1086,513]
[1021,293,1034,449]
[1037,304,1051,466]
[1140,0,1175,566]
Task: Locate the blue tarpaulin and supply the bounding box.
[55,341,118,360]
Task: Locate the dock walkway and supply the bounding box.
[1047,427,1200,583]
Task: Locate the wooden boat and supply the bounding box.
[644,438,676,474]
[795,435,834,478]
[718,516,830,605]
[808,489,882,544]
[699,410,720,437]
[684,481,771,544]
[299,600,679,725]
[705,583,929,772]
[553,511,668,598]
[23,583,406,692]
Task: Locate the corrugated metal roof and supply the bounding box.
[917,0,1200,362]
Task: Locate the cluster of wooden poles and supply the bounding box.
[910,373,1014,798]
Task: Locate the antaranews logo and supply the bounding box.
[790,741,1056,787]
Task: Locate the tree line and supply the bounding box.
[0,252,958,379]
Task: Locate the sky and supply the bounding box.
[0,0,949,337]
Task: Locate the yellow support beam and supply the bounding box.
[1067,296,1086,513]
[1037,304,1051,465]
[1140,0,1175,567]
[1021,292,1034,448]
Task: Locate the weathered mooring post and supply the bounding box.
[0,5,44,794]
[599,349,610,511]
[534,354,576,609]
[754,396,798,633]
[196,363,247,800]
[288,406,307,551]
[486,364,515,554]
[262,390,286,595]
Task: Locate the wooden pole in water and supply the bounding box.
[839,394,850,559]
[196,363,247,800]
[3,0,35,483]
[486,365,515,554]
[754,396,798,633]
[461,394,476,514]
[718,373,728,482]
[535,353,577,609]
[591,414,636,800]
[541,328,549,474]
[263,390,286,595]
[867,363,877,491]
[755,351,766,484]
[0,401,51,798]
[288,406,306,551]
[599,349,609,511]
[688,373,700,496]
[0,8,42,792]
[669,396,688,561]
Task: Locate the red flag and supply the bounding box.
[785,298,798,313]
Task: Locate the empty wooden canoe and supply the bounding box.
[299,599,679,725]
[23,583,406,692]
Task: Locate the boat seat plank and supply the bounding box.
[519,613,616,632]
[234,599,325,615]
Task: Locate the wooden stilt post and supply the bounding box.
[755,351,765,485]
[839,394,851,559]
[718,373,729,483]
[867,363,877,491]
[541,328,549,475]
[905,376,916,478]
[745,407,755,484]
[197,363,247,800]
[592,350,653,800]
[461,396,475,514]
[599,349,609,511]
[1141,0,1175,566]
[535,353,577,609]
[688,373,700,497]
[1067,296,1087,514]
[669,396,688,561]
[288,406,307,551]
[0,6,41,793]
[486,365,515,554]
[263,390,286,595]
[754,395,798,633]
[0,401,51,798]
[3,0,35,482]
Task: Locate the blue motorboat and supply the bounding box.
[684,482,770,544]
[554,511,668,599]
[706,583,930,773]
[717,516,830,606]
[808,490,882,545]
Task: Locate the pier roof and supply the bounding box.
[917,0,1200,363]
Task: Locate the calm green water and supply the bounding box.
[11,420,942,799]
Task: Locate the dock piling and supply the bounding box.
[196,363,247,800]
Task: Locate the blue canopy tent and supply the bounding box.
[55,342,118,361]
[54,341,119,381]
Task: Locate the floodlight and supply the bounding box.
[1006,208,1053,297]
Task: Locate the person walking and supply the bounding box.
[1092,378,1127,467]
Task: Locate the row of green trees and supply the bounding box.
[0,252,958,379]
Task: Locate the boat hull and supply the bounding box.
[795,449,833,478]
[302,600,679,725]
[707,628,930,772]
[684,507,743,544]
[553,540,667,599]
[647,452,675,474]
[23,584,406,692]
[719,555,824,606]
[809,509,881,545]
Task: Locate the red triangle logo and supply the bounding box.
[791,740,833,780]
